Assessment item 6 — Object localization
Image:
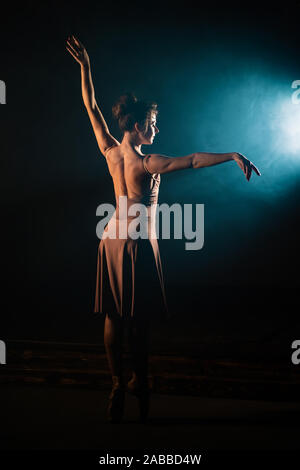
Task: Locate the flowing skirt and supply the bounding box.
[94,212,169,321]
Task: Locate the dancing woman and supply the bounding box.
[66,35,260,424]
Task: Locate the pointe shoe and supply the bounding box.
[107,376,125,423]
[127,375,140,395]
[127,376,150,423]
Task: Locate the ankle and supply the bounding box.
[112,375,124,388]
[129,374,149,389]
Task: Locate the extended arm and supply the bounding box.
[66,35,119,156]
[145,151,261,181]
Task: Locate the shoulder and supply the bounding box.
[104,143,120,158]
[142,153,171,174]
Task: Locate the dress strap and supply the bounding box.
[143,154,160,183]
[143,155,153,176]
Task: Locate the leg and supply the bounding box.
[127,316,151,423]
[128,316,149,386]
[104,313,125,423]
[104,313,124,380]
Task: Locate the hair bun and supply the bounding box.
[112,92,138,120]
[112,92,158,133]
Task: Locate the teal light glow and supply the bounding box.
[271,97,300,155]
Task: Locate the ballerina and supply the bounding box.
[66,35,261,424]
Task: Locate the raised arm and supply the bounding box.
[145,152,261,181]
[66,35,119,157]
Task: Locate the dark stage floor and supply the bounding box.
[0,384,300,451]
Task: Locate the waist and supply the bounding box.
[104,206,158,239]
[115,194,158,209]
[114,201,158,220]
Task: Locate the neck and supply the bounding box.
[122,132,142,154]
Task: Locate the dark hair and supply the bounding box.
[112,92,158,133]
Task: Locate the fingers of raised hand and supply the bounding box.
[66,43,79,61]
[66,41,77,55]
[68,35,84,53]
[72,35,83,48]
[66,37,83,62]
[67,36,80,52]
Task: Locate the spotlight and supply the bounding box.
[273,98,300,154]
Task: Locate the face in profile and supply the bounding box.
[143,113,159,145]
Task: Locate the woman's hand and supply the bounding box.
[233,152,261,181]
[66,35,90,68]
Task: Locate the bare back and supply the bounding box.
[104,144,160,206]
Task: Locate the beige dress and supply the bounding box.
[94,150,169,321]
